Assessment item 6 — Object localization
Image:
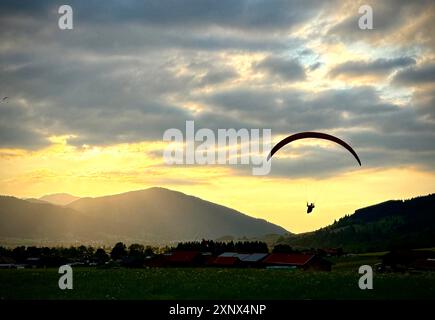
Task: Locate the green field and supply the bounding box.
[1,254,435,300]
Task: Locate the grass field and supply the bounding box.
[1,254,435,300]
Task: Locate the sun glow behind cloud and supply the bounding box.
[0,135,433,233]
[0,0,434,233]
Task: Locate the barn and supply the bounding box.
[209,256,241,267]
[143,254,167,268]
[165,251,203,267]
[262,253,332,271]
[217,252,268,268]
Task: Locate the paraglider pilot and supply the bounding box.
[306,202,315,214]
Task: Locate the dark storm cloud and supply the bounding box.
[255,56,306,81]
[393,63,435,85]
[329,57,416,78]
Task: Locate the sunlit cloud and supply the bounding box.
[0,0,434,232]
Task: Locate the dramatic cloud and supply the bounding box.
[0,0,434,179]
[255,56,306,81]
[327,0,435,48]
[393,63,435,85]
[329,57,416,78]
[0,0,335,36]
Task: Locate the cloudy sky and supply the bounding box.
[1,0,434,232]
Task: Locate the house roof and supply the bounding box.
[263,253,315,266]
[241,253,268,262]
[218,252,268,262]
[211,256,240,266]
[219,252,238,257]
[166,251,200,263]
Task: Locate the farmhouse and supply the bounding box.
[217,252,268,267]
[165,251,203,267]
[210,256,241,267]
[262,253,332,271]
[144,254,167,268]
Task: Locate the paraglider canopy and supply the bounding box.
[267,131,361,166]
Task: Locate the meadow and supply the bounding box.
[1,253,435,300]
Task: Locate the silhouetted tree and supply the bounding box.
[0,246,11,257]
[128,244,145,257]
[94,248,109,264]
[175,240,269,254]
[111,242,127,260]
[12,246,27,262]
[144,246,155,256]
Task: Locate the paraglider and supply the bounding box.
[267,131,361,214]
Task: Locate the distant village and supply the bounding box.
[1,240,434,272]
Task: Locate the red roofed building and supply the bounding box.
[144,254,167,268]
[215,252,268,267]
[165,251,203,267]
[209,256,241,267]
[263,253,331,271]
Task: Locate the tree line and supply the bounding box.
[175,240,269,254]
[0,241,307,267]
[0,243,156,267]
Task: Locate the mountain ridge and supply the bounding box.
[39,193,80,206]
[67,187,289,241]
[2,189,434,250]
[0,187,288,245]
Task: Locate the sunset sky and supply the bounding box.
[1,0,434,233]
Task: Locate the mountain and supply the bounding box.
[39,193,80,206]
[279,194,435,252]
[24,198,50,204]
[0,188,288,245]
[0,196,90,242]
[67,187,288,242]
